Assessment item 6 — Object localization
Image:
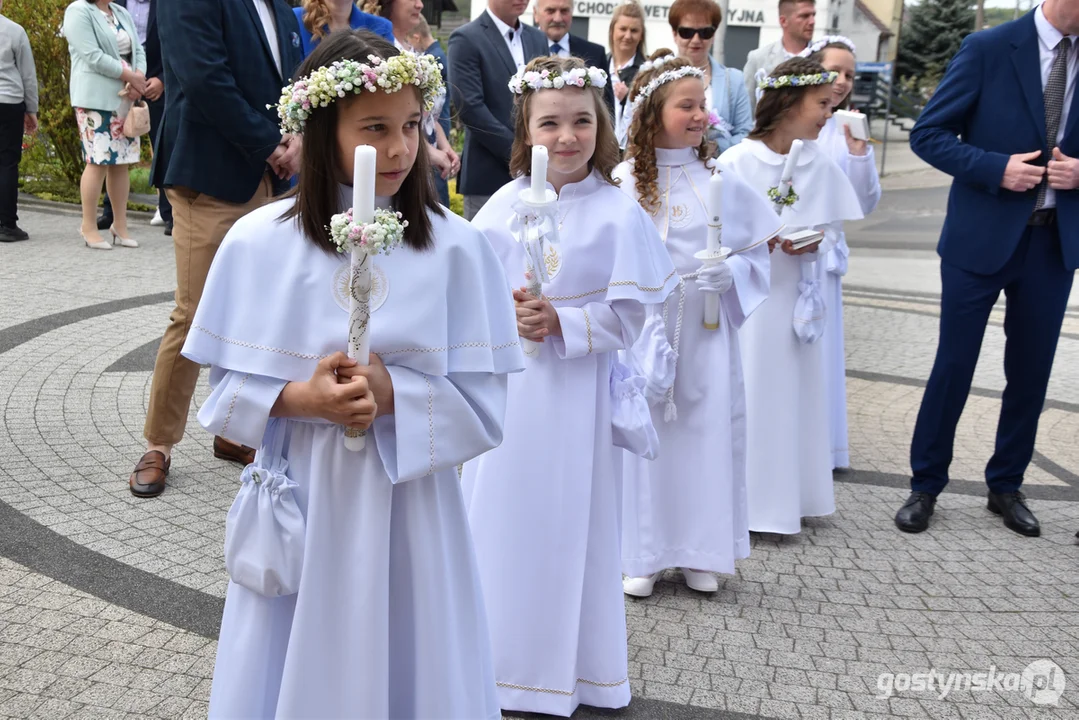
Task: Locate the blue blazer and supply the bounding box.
[151,0,302,204]
[449,13,549,196]
[293,5,394,58]
[709,56,752,155]
[910,11,1079,274]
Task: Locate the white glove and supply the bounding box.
[695,262,733,294]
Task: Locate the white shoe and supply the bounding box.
[150,208,165,226]
[110,226,139,248]
[623,572,662,598]
[681,568,719,593]
[81,230,112,250]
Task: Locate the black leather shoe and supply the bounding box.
[164,220,173,236]
[987,491,1040,537]
[96,213,112,231]
[895,491,936,533]
[0,225,28,242]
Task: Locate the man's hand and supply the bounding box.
[23,113,37,135]
[1001,150,1045,192]
[280,134,302,177]
[267,143,289,179]
[1047,147,1079,190]
[144,77,164,102]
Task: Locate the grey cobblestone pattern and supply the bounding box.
[1,198,1077,719]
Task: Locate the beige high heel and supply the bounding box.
[110,226,139,248]
[82,229,112,250]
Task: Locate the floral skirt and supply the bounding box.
[76,107,140,166]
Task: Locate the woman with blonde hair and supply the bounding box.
[294,0,393,57]
[63,0,147,250]
[607,2,647,148]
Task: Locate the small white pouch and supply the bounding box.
[611,359,661,460]
[223,418,306,597]
[627,311,677,406]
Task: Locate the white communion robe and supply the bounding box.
[182,190,524,720]
[463,171,678,716]
[613,148,781,578]
[816,117,882,468]
[719,139,862,534]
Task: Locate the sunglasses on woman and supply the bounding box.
[677,26,717,40]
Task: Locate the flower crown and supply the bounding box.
[624,59,704,129]
[757,71,838,91]
[799,35,856,58]
[508,66,608,94]
[274,52,444,134]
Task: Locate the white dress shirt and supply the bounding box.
[487,9,525,68]
[254,0,283,77]
[549,36,570,58]
[1034,2,1078,208]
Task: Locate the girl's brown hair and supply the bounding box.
[624,49,715,215]
[508,56,621,187]
[809,43,855,110]
[608,3,647,60]
[748,57,832,141]
[280,30,443,254]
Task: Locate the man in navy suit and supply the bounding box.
[128,0,303,499]
[896,0,1079,537]
[533,0,615,116]
[97,0,171,234]
[449,0,547,219]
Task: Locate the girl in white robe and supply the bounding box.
[183,33,522,719]
[462,56,679,717]
[612,50,782,597]
[805,38,882,469]
[719,57,862,535]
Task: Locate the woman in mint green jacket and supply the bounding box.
[63,0,147,250]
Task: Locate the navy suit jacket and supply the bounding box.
[910,11,1079,274]
[565,34,615,117]
[151,0,302,203]
[449,13,548,196]
[115,0,161,80]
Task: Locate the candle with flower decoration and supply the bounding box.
[345,145,378,450]
[693,172,731,330]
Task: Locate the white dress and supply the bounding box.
[719,140,862,534]
[463,171,678,716]
[183,190,524,719]
[816,117,882,468]
[614,147,780,577]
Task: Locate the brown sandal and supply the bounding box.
[129,451,170,498]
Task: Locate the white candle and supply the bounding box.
[353,145,376,224]
[530,145,548,202]
[780,138,802,185]
[707,173,723,253]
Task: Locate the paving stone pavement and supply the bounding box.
[1,193,1077,720]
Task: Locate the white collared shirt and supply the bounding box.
[254,0,283,77]
[549,35,570,58]
[487,9,525,68]
[1035,2,1078,208]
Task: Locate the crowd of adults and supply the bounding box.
[0,0,825,485]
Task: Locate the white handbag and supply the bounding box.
[610,359,661,460]
[223,418,306,597]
